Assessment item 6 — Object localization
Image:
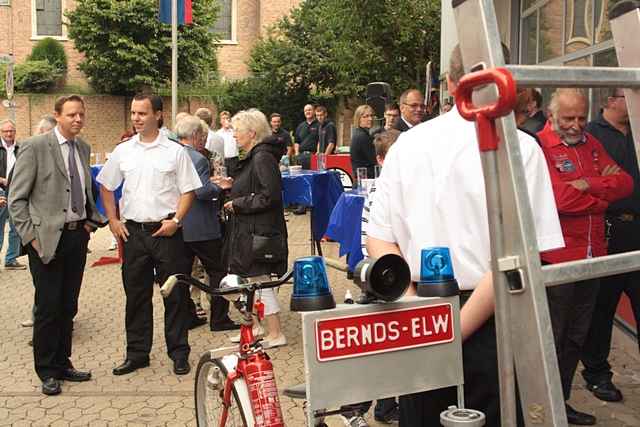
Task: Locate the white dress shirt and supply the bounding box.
[216,127,238,158]
[205,129,225,159]
[96,132,201,222]
[368,107,565,289]
[1,137,16,177]
[54,127,87,222]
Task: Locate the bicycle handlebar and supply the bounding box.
[160,269,294,299]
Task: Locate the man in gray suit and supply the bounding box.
[175,116,239,331]
[8,95,104,396]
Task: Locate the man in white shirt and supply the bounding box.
[195,107,225,160]
[0,119,25,270]
[216,110,239,176]
[367,45,564,426]
[97,94,201,377]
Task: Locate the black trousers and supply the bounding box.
[547,278,599,400]
[27,228,89,381]
[399,295,523,427]
[582,218,640,384]
[180,238,231,326]
[121,226,190,362]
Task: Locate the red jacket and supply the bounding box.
[538,122,633,263]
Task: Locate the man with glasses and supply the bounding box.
[394,89,425,132]
[0,119,26,270]
[383,103,400,131]
[580,88,640,404]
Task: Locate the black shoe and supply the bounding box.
[189,316,207,330]
[28,340,33,347]
[566,405,596,425]
[375,405,400,424]
[293,206,306,215]
[112,359,150,376]
[210,320,241,331]
[42,377,61,396]
[586,380,623,402]
[173,358,190,375]
[61,367,91,382]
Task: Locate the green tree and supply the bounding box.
[67,0,219,94]
[28,37,68,73]
[247,0,441,115]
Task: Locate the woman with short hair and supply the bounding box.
[213,109,288,348]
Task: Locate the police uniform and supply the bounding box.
[97,132,201,365]
[368,107,564,426]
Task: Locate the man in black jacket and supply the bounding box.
[316,106,337,155]
[580,88,640,403]
[394,89,425,132]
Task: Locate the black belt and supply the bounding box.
[64,220,85,231]
[127,214,175,233]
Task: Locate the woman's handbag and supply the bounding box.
[251,232,287,263]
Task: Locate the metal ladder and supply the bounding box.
[450,0,640,425]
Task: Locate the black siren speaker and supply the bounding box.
[353,254,411,302]
[366,82,392,118]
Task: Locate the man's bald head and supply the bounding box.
[549,88,589,145]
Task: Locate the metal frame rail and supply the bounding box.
[451,0,640,425]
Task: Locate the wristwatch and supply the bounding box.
[172,217,182,227]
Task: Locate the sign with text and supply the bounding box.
[315,303,454,362]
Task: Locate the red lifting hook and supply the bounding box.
[455,67,517,152]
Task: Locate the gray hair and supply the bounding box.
[0,118,16,129]
[449,43,511,85]
[548,88,588,118]
[231,109,271,144]
[175,115,203,140]
[195,107,214,127]
[35,115,57,134]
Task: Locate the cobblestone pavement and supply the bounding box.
[1,214,639,426]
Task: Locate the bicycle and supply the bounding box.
[161,269,328,427]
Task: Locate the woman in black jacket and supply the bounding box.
[213,109,288,348]
[350,104,377,180]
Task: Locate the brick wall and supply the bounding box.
[0,0,303,86]
[9,94,220,154]
[0,0,88,89]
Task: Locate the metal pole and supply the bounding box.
[171,0,178,128]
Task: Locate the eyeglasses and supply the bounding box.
[403,103,425,110]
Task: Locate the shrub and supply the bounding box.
[28,37,68,72]
[13,60,63,93]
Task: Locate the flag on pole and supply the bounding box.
[159,0,192,25]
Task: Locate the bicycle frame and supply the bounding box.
[162,271,293,427]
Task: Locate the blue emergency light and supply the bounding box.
[290,256,336,311]
[416,247,459,297]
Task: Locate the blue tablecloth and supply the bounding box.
[91,164,122,217]
[325,190,367,271]
[282,170,344,241]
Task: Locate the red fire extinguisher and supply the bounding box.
[241,352,285,427]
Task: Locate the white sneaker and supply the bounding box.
[262,334,287,349]
[339,415,369,427]
[21,319,34,327]
[229,324,264,343]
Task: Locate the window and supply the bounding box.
[32,0,64,38]
[212,0,236,43]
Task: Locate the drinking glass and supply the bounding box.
[317,153,327,171]
[217,165,228,178]
[356,167,368,192]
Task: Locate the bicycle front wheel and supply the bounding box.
[195,352,252,427]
